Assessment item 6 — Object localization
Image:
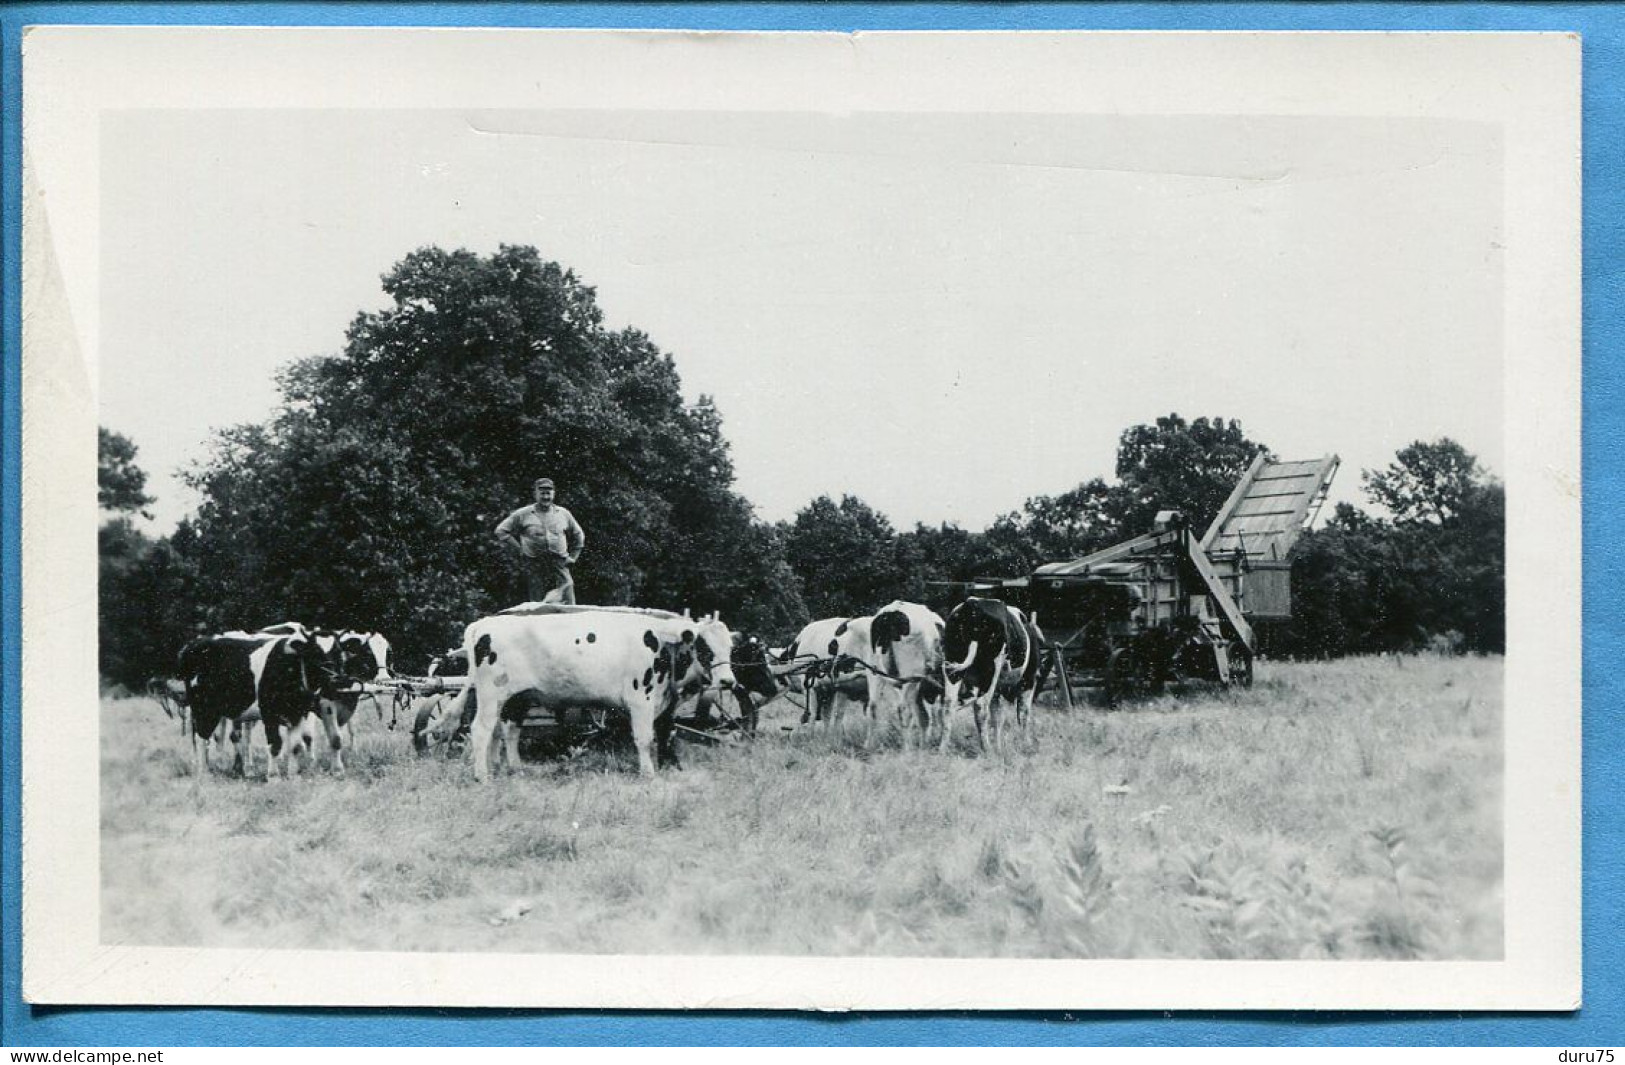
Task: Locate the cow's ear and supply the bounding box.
[643,630,659,653]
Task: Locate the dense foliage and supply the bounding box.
[98,429,203,688]
[97,247,1504,686]
[98,427,156,517]
[100,246,806,683]
[1278,447,1505,657]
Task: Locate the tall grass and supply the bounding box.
[100,655,1502,959]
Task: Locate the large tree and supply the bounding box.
[892,516,1040,618]
[99,427,204,688]
[98,427,155,517]
[1362,438,1484,525]
[783,495,917,621]
[1016,477,1124,562]
[1280,438,1504,657]
[181,245,801,664]
[1004,415,1270,570]
[1108,414,1270,538]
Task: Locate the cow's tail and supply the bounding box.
[945,640,978,679]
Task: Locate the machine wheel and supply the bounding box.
[1106,639,1170,708]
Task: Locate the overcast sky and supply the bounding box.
[102,108,1503,534]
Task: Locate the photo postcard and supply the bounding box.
[19,26,1580,1010]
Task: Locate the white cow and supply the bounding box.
[863,600,947,737]
[782,616,872,728]
[459,609,737,779]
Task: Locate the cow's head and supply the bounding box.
[687,614,738,694]
[301,631,365,722]
[644,628,698,697]
[729,632,784,702]
[335,631,383,686]
[273,633,327,695]
[295,631,362,727]
[942,598,1005,707]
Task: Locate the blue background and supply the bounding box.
[2,2,1618,1048]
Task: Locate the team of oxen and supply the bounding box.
[173,623,392,780]
[170,595,1046,781]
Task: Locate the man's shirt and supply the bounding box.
[496,504,585,561]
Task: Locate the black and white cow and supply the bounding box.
[678,631,787,733]
[938,597,1045,754]
[864,600,947,735]
[782,616,872,727]
[458,609,737,779]
[336,630,391,682]
[305,629,388,758]
[247,621,311,639]
[726,633,788,714]
[176,630,349,779]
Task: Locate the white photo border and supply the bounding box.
[20,27,1580,1010]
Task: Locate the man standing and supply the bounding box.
[495,477,586,605]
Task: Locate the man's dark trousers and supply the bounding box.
[524,554,576,603]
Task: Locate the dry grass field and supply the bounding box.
[100,654,1501,959]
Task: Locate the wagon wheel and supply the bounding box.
[410,698,440,756]
[1106,643,1168,708]
[446,696,477,758]
[1226,640,1254,689]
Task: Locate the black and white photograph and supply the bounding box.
[21,28,1579,1009]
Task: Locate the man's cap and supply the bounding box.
[533,477,555,490]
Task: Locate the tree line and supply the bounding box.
[97,246,1505,689]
